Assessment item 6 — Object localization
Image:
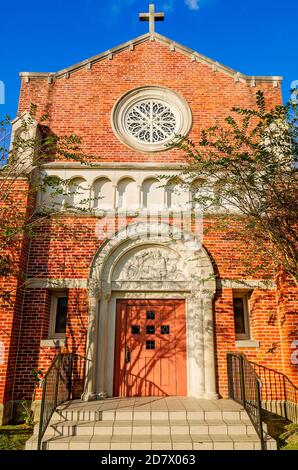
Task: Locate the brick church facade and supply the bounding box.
[0,7,297,425]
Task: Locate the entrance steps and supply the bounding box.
[26,397,277,450]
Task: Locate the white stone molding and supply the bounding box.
[40,339,66,348]
[83,221,217,400]
[217,279,276,290]
[24,278,88,289]
[23,277,275,291]
[41,162,186,170]
[10,112,39,174]
[250,77,256,87]
[236,340,260,348]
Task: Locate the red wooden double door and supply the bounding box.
[113,300,187,397]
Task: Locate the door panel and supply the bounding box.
[113,300,187,397]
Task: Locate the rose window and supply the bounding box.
[125,100,177,144]
[112,86,192,152]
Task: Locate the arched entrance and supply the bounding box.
[83,222,218,400]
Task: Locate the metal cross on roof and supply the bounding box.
[139,4,165,34]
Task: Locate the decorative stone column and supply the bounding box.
[82,293,100,401]
[112,185,117,210]
[186,293,206,398]
[82,282,111,401]
[138,184,142,209]
[203,293,219,399]
[96,290,111,398]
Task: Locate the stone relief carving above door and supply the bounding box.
[112,247,187,282]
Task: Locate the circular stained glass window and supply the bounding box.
[125,100,178,144]
[112,86,192,152]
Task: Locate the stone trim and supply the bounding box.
[111,280,190,292]
[216,279,276,290]
[20,32,283,86]
[40,162,186,170]
[24,277,275,290]
[40,339,66,348]
[0,176,28,181]
[25,278,88,289]
[236,340,260,348]
[0,401,13,425]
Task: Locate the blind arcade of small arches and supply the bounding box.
[41,175,203,212]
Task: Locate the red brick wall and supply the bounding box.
[25,215,276,281]
[276,275,298,386]
[0,179,31,418]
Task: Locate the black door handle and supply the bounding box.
[125,346,131,364]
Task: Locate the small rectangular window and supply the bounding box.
[233,294,250,340]
[161,325,170,335]
[146,340,155,350]
[55,297,68,334]
[146,311,155,320]
[49,292,68,339]
[131,325,140,335]
[146,325,155,335]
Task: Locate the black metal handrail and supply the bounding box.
[227,352,266,450]
[37,351,73,450]
[251,362,298,424]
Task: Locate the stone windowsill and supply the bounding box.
[40,338,66,348]
[236,339,260,348]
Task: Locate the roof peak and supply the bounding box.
[20,32,282,87]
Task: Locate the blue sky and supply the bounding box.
[0,0,297,119]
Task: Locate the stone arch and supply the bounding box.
[166,177,190,210]
[141,177,164,210]
[116,177,138,210]
[191,177,205,210]
[92,177,113,210]
[84,222,218,401]
[40,174,64,211]
[89,221,215,294]
[65,176,89,210]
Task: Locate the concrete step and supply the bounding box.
[41,418,257,438]
[51,408,251,423]
[26,398,275,451]
[26,433,277,451]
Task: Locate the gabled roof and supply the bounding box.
[20,32,282,86]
